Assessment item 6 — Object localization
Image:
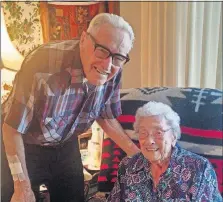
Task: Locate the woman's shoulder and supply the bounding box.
[174,145,212,170]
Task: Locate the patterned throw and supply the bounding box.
[98,87,223,196]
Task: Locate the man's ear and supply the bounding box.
[80,31,87,45]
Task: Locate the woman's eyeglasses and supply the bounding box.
[87,32,130,67]
[137,128,172,140]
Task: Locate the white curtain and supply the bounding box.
[141,2,222,90]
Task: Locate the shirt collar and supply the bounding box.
[71,41,99,92]
[63,41,95,89]
[168,144,182,175]
[126,153,148,174]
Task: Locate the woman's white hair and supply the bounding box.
[133,101,181,140]
[87,13,135,50]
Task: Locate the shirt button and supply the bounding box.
[89,113,94,118]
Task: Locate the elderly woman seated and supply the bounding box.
[107,101,222,202]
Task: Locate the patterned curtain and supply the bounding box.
[2,2,43,56]
[140,2,222,89]
[40,2,108,43]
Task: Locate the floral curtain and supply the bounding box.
[2,2,43,56]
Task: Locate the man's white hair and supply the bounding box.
[133,101,181,139]
[87,13,135,50]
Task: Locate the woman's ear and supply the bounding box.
[171,134,177,147]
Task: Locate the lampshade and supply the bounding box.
[47,2,99,5]
[0,6,24,71]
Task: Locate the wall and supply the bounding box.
[120,2,142,89]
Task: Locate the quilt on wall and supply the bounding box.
[98,87,223,195]
[46,3,101,41]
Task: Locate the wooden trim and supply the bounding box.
[99,2,106,13]
[39,2,50,43]
[78,130,92,148]
[107,2,120,15]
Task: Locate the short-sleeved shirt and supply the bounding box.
[2,39,122,146]
[107,145,222,202]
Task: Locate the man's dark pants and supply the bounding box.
[1,138,85,202]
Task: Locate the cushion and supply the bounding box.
[98,87,223,195]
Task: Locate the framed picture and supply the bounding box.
[78,129,92,150]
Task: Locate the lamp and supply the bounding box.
[0,6,24,71]
[1,6,24,103]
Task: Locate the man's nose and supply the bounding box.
[101,56,112,73]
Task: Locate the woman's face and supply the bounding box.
[138,115,177,164]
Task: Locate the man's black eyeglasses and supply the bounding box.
[87,32,130,67]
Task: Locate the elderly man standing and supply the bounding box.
[1,13,140,202]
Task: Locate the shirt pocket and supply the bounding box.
[42,91,84,118]
[42,114,74,140]
[44,115,71,127]
[41,93,84,137]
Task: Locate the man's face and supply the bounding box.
[138,116,176,164]
[80,23,132,86]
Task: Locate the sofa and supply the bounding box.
[88,87,222,201]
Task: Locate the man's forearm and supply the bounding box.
[2,123,31,186]
[97,119,140,156]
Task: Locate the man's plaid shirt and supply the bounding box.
[2,40,122,146]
